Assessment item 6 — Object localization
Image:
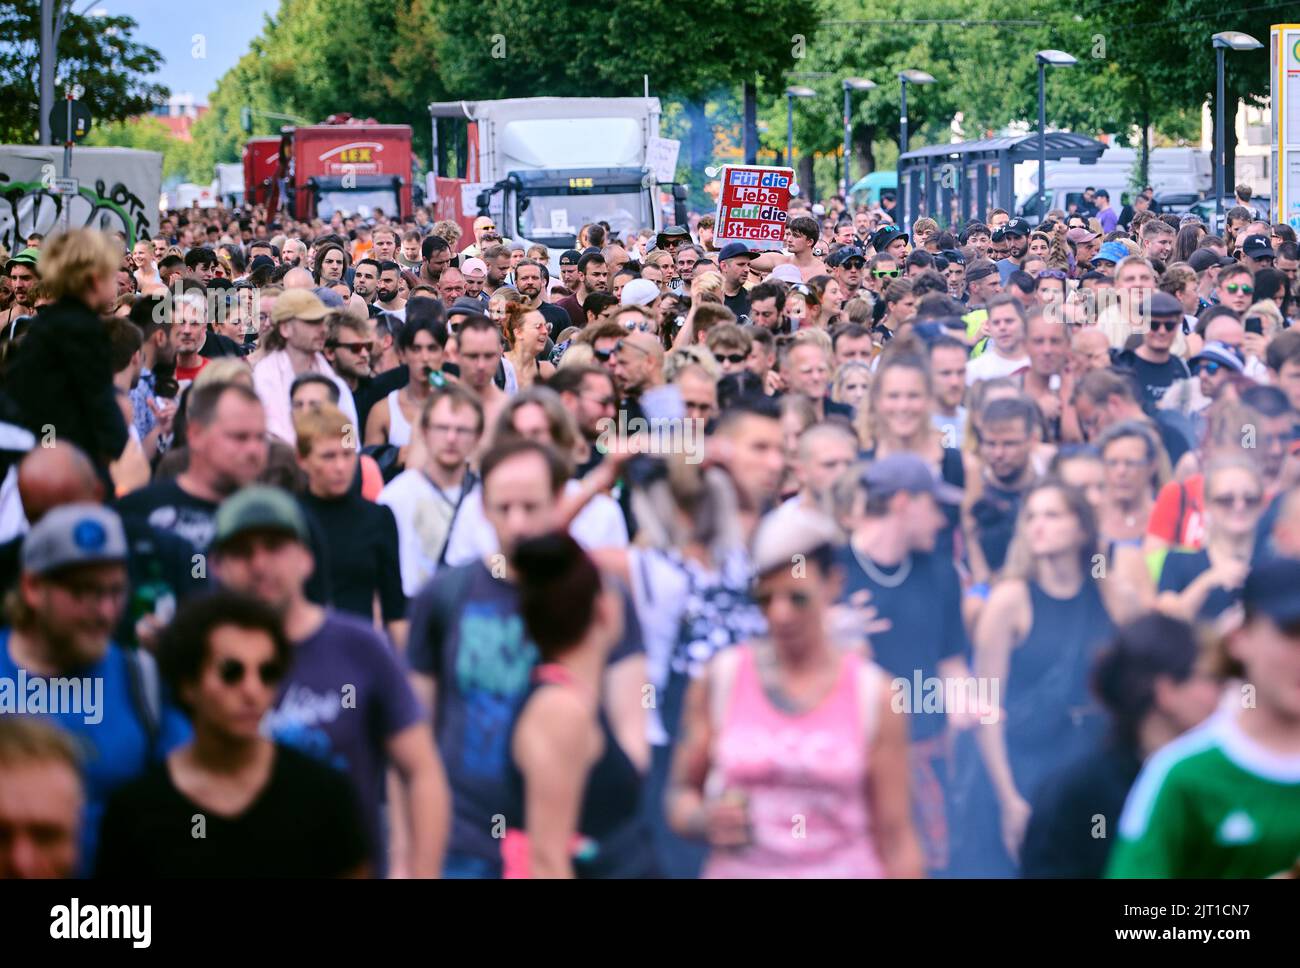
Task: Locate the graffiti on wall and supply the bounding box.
[0,168,153,250]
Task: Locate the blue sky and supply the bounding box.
[94,0,281,100]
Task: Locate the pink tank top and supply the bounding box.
[703,644,885,879]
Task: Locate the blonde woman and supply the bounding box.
[855,337,974,558]
[832,360,871,410]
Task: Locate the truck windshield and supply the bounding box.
[516,190,645,247]
[317,188,399,220]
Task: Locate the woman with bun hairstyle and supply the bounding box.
[1019,613,1220,877]
[499,532,656,878]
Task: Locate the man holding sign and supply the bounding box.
[718,166,826,283]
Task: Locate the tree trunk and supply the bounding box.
[799,153,816,204]
[856,122,876,176]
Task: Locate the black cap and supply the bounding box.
[1242,234,1276,261]
[559,249,581,266]
[249,254,275,271]
[1243,559,1300,627]
[828,246,866,267]
[939,248,966,266]
[718,241,753,262]
[1187,249,1221,273]
[869,225,908,251]
[1003,217,1031,237]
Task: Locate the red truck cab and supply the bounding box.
[266,116,413,223]
[242,137,281,209]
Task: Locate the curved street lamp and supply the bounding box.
[1212,31,1263,229]
[1035,50,1077,222]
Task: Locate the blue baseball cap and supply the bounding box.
[1093,241,1129,265]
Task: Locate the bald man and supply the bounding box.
[282,267,315,290]
[609,331,665,404]
[0,443,103,594]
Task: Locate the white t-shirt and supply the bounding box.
[442,478,629,567]
[965,350,1030,385]
[377,468,467,596]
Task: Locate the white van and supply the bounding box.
[1016,147,1211,222]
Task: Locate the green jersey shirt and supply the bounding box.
[1107,712,1300,878]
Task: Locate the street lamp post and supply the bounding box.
[1035,50,1077,223]
[842,77,876,197]
[1212,31,1263,231]
[785,86,817,169]
[897,70,935,231]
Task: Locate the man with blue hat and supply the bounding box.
[829,245,866,300]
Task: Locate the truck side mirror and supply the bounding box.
[475,190,490,214]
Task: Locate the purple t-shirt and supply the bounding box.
[1098,207,1119,234]
[264,610,423,872]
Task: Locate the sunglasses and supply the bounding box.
[1225,284,1254,294]
[754,588,814,610]
[328,341,371,354]
[622,321,654,332]
[1037,269,1068,281]
[1209,492,1262,510]
[1147,318,1180,332]
[716,352,748,364]
[1193,361,1224,376]
[217,658,284,688]
[872,269,901,279]
[593,347,614,362]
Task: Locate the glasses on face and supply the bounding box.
[1037,269,1067,281]
[328,341,371,354]
[872,269,901,279]
[1193,361,1223,376]
[216,658,284,688]
[1225,284,1254,295]
[593,347,614,362]
[1209,492,1262,510]
[754,588,813,611]
[613,339,650,357]
[622,321,654,332]
[55,578,128,605]
[1147,318,1180,332]
[717,352,747,364]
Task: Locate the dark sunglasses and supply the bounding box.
[217,658,284,688]
[328,340,371,353]
[754,588,814,610]
[1147,317,1180,332]
[593,347,614,362]
[1192,361,1223,376]
[1209,492,1262,510]
[614,338,650,357]
[717,352,748,364]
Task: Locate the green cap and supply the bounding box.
[213,486,310,548]
[4,248,39,274]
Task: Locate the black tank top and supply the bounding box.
[504,665,657,877]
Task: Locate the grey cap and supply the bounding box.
[22,504,128,576]
[313,286,346,308]
[751,505,842,576]
[862,453,964,505]
[1147,290,1184,318]
[446,296,487,319]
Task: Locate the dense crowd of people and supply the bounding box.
[0,183,1297,880]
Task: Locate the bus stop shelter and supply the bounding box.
[896,132,1106,232]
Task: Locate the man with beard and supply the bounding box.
[996,218,1031,284]
[549,364,618,478]
[966,396,1039,579]
[481,244,512,297]
[558,253,609,328]
[419,236,452,287]
[323,313,373,397]
[0,504,190,872]
[352,258,381,308]
[375,261,408,321]
[0,248,39,332]
[514,259,568,336]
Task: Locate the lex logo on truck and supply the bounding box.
[318,142,384,175]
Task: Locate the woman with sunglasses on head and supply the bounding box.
[1156,457,1262,622]
[97,592,371,877]
[497,532,656,878]
[501,301,556,392]
[668,507,924,879]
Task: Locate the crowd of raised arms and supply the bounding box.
[0,183,1297,880]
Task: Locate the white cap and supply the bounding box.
[461,257,487,279]
[620,278,660,306]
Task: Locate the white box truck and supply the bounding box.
[1017,147,1212,220]
[427,97,686,263]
